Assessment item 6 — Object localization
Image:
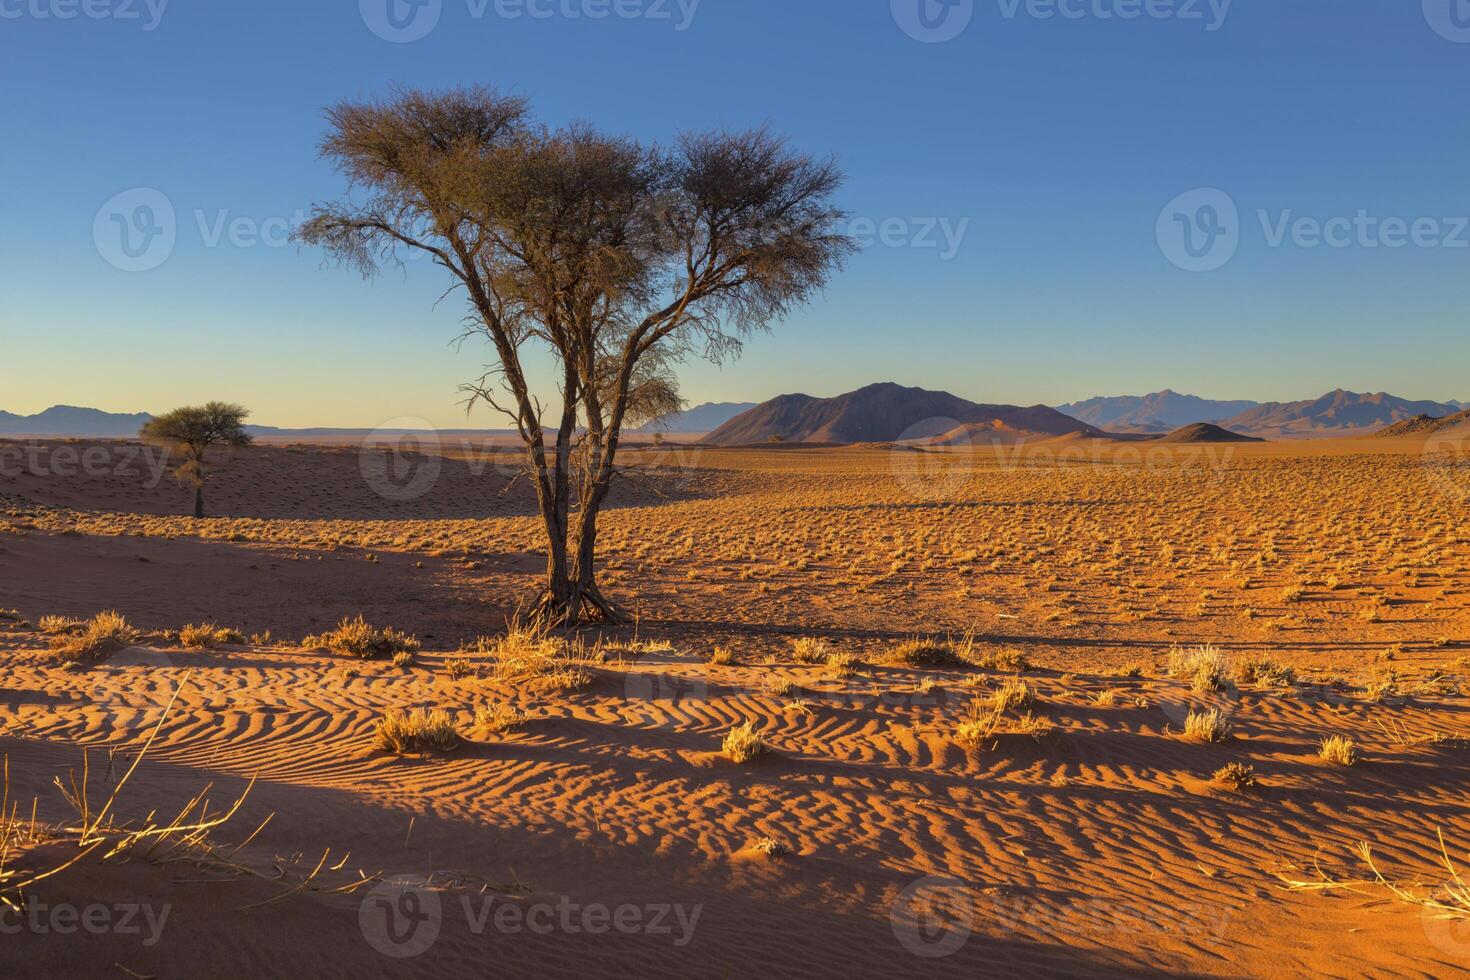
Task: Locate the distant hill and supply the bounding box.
[0,406,153,437]
[702,383,1100,446]
[1221,390,1461,438]
[1376,409,1470,438]
[637,402,758,434]
[1155,423,1263,444]
[1058,391,1260,434]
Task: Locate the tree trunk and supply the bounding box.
[193,485,204,519]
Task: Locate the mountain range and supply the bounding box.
[701,383,1101,446]
[4,388,1466,441]
[1057,391,1262,434]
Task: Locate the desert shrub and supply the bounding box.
[1184,708,1232,743]
[374,708,461,754]
[49,611,137,664]
[1237,656,1296,687]
[392,650,416,669]
[445,658,474,680]
[1169,644,1231,693]
[991,678,1034,713]
[973,647,1030,672]
[38,615,85,636]
[750,836,792,858]
[474,703,526,736]
[825,651,859,679]
[789,637,831,664]
[954,701,999,748]
[1213,762,1257,790]
[178,623,244,649]
[887,638,970,668]
[722,723,765,763]
[1320,735,1360,767]
[305,615,420,660]
[764,677,800,698]
[707,646,736,665]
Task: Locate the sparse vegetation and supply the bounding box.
[48,611,137,664]
[1184,708,1232,743]
[374,708,462,755]
[1169,644,1231,693]
[1213,762,1257,790]
[178,623,244,649]
[722,722,765,763]
[1320,735,1360,767]
[304,615,421,660]
[474,703,527,736]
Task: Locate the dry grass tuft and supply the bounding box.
[474,703,527,736]
[789,637,831,664]
[1237,656,1296,687]
[178,623,245,649]
[722,722,765,763]
[374,708,461,755]
[1319,735,1360,767]
[305,615,420,660]
[749,836,792,858]
[1184,708,1233,743]
[887,638,973,669]
[1213,762,1257,790]
[1169,644,1231,693]
[48,611,138,664]
[990,677,1035,713]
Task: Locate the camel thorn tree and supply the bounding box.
[140,402,252,518]
[297,86,853,625]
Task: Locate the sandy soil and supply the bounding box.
[2,435,1469,977]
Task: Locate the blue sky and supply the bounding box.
[2,0,1466,427]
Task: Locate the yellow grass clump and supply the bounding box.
[1169,644,1231,693]
[1320,735,1360,767]
[1184,708,1232,743]
[305,615,420,660]
[48,611,138,664]
[723,722,765,763]
[178,623,245,649]
[374,708,461,755]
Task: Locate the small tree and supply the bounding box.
[298,86,852,624]
[140,402,252,518]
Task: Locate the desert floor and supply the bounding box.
[2,435,1469,977]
